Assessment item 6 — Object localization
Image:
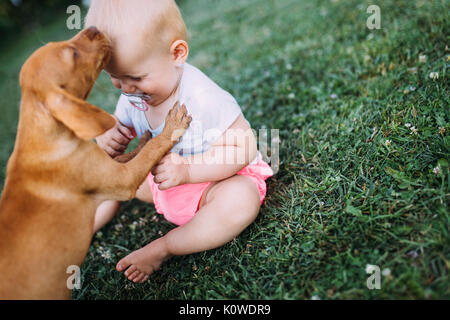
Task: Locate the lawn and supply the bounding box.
[0,0,448,299]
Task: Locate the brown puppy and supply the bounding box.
[0,27,191,299]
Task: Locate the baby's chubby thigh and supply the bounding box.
[199,174,261,228]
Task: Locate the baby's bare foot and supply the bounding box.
[116,237,171,283]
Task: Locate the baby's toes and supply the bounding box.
[134,272,148,283]
[124,265,137,277]
[139,275,149,284]
[127,269,141,281]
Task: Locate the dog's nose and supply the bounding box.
[84,26,100,40]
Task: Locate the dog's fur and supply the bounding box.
[0,27,190,299]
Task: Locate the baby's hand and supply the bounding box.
[96,117,136,158]
[151,152,190,190]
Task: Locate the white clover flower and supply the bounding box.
[384,139,391,147]
[405,123,412,128]
[429,72,439,80]
[410,126,418,135]
[330,93,338,99]
[419,54,427,63]
[138,217,147,227]
[286,63,293,70]
[125,283,133,290]
[311,295,321,300]
[97,247,111,260]
[433,166,441,175]
[288,93,295,99]
[407,250,419,259]
[101,250,111,260]
[382,268,391,277]
[403,86,416,94]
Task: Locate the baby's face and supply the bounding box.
[104,37,180,106]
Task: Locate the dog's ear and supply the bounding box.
[46,87,116,140]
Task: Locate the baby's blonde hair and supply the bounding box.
[85,0,187,53]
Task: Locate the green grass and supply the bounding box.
[0,0,448,299]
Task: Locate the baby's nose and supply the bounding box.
[120,82,136,94]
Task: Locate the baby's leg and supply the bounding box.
[93,200,121,233]
[93,179,154,233]
[165,175,260,253]
[116,175,260,283]
[135,178,154,203]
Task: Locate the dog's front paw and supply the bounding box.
[161,102,191,142]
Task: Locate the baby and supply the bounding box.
[86,0,273,284]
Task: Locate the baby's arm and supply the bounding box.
[152,114,257,190]
[185,114,257,183]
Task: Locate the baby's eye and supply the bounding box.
[129,76,141,82]
[105,72,116,79]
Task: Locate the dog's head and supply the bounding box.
[19,27,116,140]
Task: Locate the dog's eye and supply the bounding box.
[69,46,79,59]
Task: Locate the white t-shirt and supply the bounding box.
[115,63,256,161]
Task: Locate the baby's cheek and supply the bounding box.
[139,81,154,94]
[110,77,121,89]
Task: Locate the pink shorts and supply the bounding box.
[147,158,274,226]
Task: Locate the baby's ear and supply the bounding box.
[45,86,116,140]
[171,40,189,65]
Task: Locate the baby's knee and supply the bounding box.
[96,200,121,215]
[135,180,154,203]
[94,200,121,233]
[221,178,261,226]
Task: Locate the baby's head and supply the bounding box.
[85,0,188,106]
